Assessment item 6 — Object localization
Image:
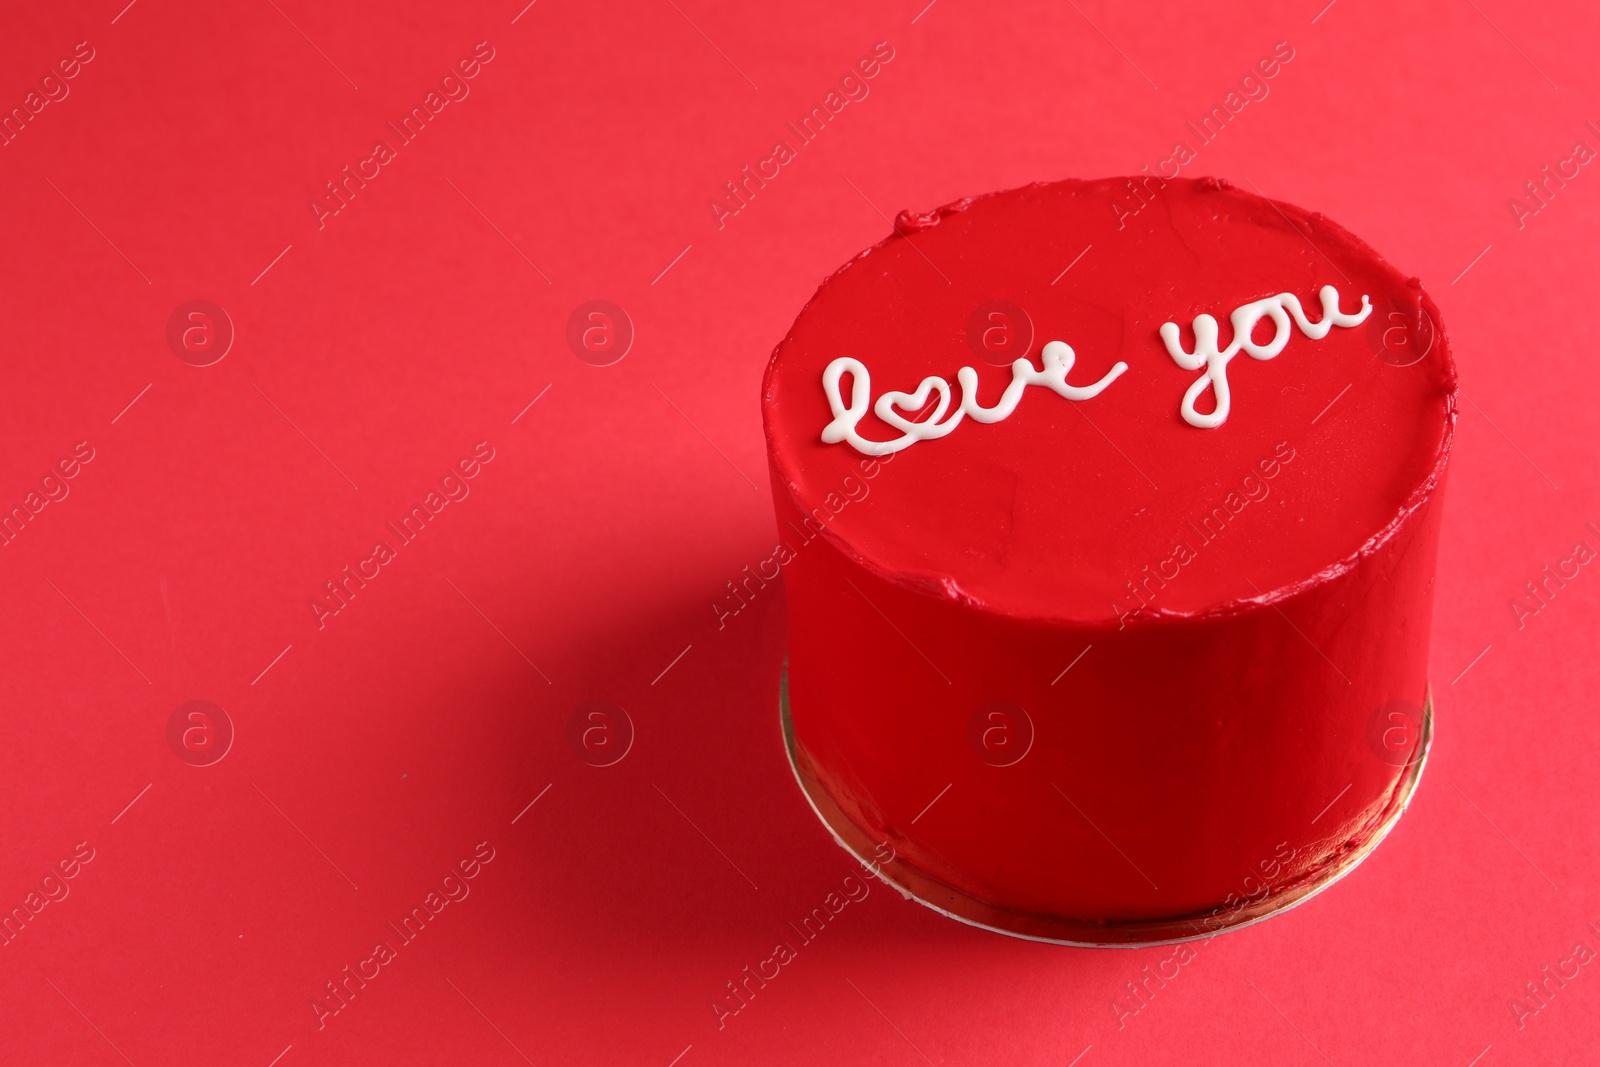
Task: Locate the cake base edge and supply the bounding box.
[779,665,1434,948]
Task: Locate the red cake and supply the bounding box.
[761,176,1456,944]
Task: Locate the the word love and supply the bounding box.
[821,342,1127,456]
[1160,286,1370,428]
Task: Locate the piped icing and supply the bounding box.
[820,342,1128,456]
[1159,286,1372,429]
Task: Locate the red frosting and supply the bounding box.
[763,177,1456,938]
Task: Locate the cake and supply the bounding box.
[761,176,1456,944]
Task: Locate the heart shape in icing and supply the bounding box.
[875,376,953,435]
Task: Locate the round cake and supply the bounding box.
[761,176,1456,944]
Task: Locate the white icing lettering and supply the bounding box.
[821,342,1128,456]
[819,285,1375,451]
[1159,286,1371,428]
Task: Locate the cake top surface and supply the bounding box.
[762,177,1457,623]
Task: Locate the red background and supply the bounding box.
[1,0,1596,1064]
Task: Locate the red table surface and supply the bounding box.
[0,1,1596,1064]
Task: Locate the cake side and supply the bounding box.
[775,461,1443,923]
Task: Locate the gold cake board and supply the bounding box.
[780,670,1433,948]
